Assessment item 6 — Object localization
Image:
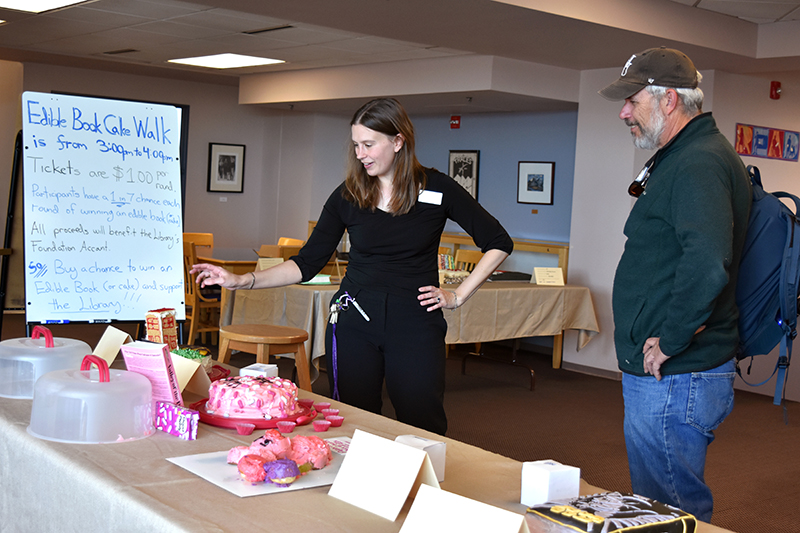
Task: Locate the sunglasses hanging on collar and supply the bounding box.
[628,162,652,197]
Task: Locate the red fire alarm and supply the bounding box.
[770,81,782,100]
[450,115,461,129]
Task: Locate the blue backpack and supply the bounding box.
[736,165,800,407]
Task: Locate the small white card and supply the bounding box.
[532,267,564,286]
[328,429,440,521]
[400,484,530,533]
[418,190,443,205]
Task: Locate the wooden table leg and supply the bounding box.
[552,332,564,369]
[293,343,312,391]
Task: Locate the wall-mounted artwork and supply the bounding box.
[517,161,554,205]
[449,150,480,199]
[208,143,246,192]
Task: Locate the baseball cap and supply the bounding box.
[599,47,698,101]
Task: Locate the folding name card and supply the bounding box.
[400,484,530,533]
[328,429,440,521]
[170,352,212,396]
[532,267,564,286]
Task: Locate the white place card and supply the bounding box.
[170,352,212,396]
[532,267,564,286]
[328,429,440,521]
[93,326,133,366]
[400,484,530,533]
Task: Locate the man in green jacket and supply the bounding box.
[599,47,751,522]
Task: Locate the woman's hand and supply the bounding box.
[189,263,245,290]
[417,285,457,312]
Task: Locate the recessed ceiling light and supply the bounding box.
[168,53,285,69]
[0,0,91,13]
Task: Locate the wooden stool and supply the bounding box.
[217,324,312,391]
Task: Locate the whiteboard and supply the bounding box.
[21,91,185,323]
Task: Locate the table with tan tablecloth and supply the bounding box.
[219,282,600,380]
[0,389,731,533]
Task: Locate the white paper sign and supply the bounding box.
[328,429,440,521]
[532,267,564,286]
[400,484,530,533]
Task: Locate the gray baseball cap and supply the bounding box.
[599,47,698,101]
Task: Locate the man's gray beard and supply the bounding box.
[632,105,666,150]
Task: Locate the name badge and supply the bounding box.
[418,190,443,205]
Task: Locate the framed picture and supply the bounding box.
[517,161,554,205]
[207,143,245,193]
[448,150,480,199]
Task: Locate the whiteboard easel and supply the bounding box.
[21,92,185,324]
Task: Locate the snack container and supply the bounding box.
[28,355,155,444]
[145,308,179,350]
[0,326,91,399]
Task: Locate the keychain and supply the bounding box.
[329,291,369,400]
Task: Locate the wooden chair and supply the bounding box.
[454,248,484,272]
[182,241,221,345]
[183,232,214,254]
[438,246,452,255]
[217,324,312,391]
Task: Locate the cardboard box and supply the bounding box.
[521,460,580,506]
[146,308,179,350]
[240,363,279,378]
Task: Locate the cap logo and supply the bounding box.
[621,54,636,76]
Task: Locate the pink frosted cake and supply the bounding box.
[206,376,302,420]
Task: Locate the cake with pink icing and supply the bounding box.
[206,376,301,419]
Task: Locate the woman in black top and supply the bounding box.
[193,98,512,434]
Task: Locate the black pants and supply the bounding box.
[324,286,448,435]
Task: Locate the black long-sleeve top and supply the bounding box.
[292,168,513,295]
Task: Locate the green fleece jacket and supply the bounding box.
[613,113,751,376]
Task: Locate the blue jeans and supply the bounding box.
[622,358,735,522]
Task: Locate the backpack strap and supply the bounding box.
[774,189,800,406]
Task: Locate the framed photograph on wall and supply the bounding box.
[448,150,480,199]
[207,143,245,193]
[517,161,554,205]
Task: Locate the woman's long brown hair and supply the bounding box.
[343,98,425,215]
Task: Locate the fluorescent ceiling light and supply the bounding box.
[0,0,90,13]
[168,53,285,69]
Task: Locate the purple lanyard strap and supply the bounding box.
[329,291,369,401]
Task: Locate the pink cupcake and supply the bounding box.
[325,415,344,427]
[288,435,333,470]
[237,455,268,484]
[312,419,331,432]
